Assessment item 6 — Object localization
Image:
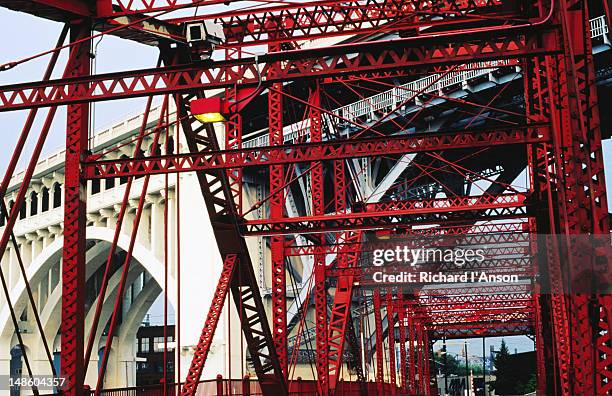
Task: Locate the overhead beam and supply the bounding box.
[0,28,558,112]
[83,126,550,178]
[242,193,528,235]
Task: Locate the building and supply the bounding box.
[135,324,175,386]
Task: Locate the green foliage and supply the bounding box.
[490,340,536,395]
[434,349,462,375]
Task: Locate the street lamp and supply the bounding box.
[190,97,228,123]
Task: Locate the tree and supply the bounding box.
[433,349,462,375]
[492,340,513,392]
[490,339,536,395]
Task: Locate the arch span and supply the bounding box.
[0,226,177,340]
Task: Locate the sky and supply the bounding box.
[0,7,158,174]
[0,5,609,358]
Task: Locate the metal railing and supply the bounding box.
[591,15,610,40]
[53,377,400,396]
[333,59,516,125]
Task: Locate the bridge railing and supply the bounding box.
[38,377,401,396]
[591,15,610,40]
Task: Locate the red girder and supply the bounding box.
[407,313,416,393]
[169,0,521,47]
[181,254,238,396]
[327,232,362,392]
[386,293,397,393]
[0,29,556,112]
[373,290,385,393]
[410,300,535,315]
[368,192,526,214]
[284,222,529,255]
[416,283,532,296]
[429,321,535,338]
[83,126,549,178]
[269,37,287,375]
[415,323,426,394]
[60,23,90,396]
[397,305,407,392]
[96,0,230,16]
[224,73,243,213]
[409,307,534,324]
[243,193,528,235]
[413,293,533,306]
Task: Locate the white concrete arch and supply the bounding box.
[0,226,177,340]
[38,260,150,378]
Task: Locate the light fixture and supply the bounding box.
[190,97,228,123]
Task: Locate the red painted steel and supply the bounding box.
[182,254,238,395]
[0,0,609,394]
[242,193,528,235]
[169,0,521,47]
[60,22,91,396]
[373,290,384,394]
[269,34,288,375]
[386,293,396,395]
[327,232,362,392]
[0,30,556,112]
[396,303,407,392]
[224,48,243,213]
[83,126,549,178]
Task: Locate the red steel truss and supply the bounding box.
[0,0,609,395]
[82,126,549,178]
[0,30,556,111]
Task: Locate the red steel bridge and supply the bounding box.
[0,0,611,395]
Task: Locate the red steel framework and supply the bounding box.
[0,0,609,395]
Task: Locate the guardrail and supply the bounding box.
[591,15,610,40]
[333,59,517,125]
[47,377,400,396]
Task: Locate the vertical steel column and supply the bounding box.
[373,290,384,393]
[327,231,363,392]
[397,300,407,392]
[557,1,610,393]
[416,323,425,395]
[523,65,547,392]
[224,47,244,214]
[386,293,396,394]
[334,160,347,211]
[407,310,416,394]
[61,20,91,396]
[268,37,287,376]
[522,17,571,390]
[315,261,328,396]
[523,0,612,391]
[309,82,329,396]
[424,331,431,396]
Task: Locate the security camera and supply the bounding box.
[186,21,225,60]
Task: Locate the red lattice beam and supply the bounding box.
[83,126,549,178]
[243,193,528,235]
[181,254,238,396]
[0,30,556,112]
